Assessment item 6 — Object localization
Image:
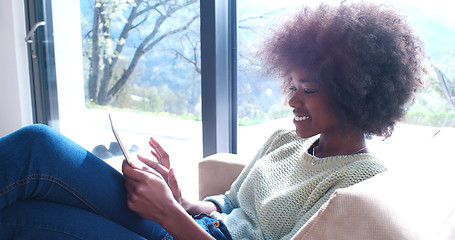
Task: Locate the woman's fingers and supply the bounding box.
[137,155,184,204]
[122,160,141,181]
[168,168,183,204]
[149,137,170,169]
[137,154,169,180]
[122,159,162,182]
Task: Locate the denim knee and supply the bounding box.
[9,124,56,146]
[18,124,55,138]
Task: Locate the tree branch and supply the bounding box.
[103,0,198,103]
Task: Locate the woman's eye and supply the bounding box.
[289,86,297,92]
[303,88,317,94]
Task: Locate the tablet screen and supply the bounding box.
[108,113,133,166]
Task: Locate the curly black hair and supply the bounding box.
[259,2,425,138]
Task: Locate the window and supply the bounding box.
[30,0,202,200]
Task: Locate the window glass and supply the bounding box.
[365,0,455,171]
[236,1,297,158]
[236,0,455,169]
[52,0,201,200]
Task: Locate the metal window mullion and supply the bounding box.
[201,0,237,157]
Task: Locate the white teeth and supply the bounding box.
[294,116,309,121]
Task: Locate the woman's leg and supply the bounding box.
[0,200,147,240]
[0,124,167,239]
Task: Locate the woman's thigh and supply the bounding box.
[0,125,166,239]
[0,200,148,240]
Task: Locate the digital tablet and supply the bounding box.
[108,113,134,166]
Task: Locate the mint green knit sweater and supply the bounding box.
[205,129,387,240]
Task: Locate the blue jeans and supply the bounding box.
[0,124,232,240]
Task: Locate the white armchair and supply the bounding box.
[199,153,455,240]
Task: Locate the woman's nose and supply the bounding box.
[288,89,302,108]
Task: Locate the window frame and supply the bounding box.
[26,0,238,157]
[24,0,59,130]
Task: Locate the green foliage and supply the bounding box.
[86,100,201,122]
[110,84,164,112]
[405,110,455,127]
[238,102,291,126]
[403,70,455,127]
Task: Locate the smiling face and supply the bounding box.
[287,68,340,138]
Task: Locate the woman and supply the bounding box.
[0,2,424,239]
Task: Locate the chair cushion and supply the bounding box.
[198,153,246,200]
[292,170,455,240]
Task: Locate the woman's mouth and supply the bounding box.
[294,116,309,121]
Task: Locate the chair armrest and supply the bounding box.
[198,153,246,200]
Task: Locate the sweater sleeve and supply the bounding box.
[203,129,291,214]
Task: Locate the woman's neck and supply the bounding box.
[312,130,367,158]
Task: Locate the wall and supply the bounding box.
[0,0,33,137]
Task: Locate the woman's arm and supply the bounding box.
[181,198,221,216]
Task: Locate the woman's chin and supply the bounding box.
[295,129,316,138]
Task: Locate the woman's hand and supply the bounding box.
[127,137,220,216]
[137,137,183,205]
[136,155,183,205]
[123,161,215,240]
[122,160,179,223]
